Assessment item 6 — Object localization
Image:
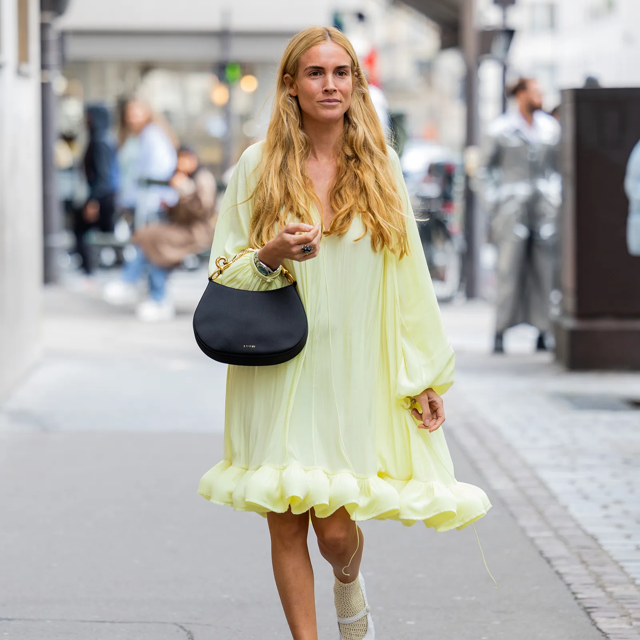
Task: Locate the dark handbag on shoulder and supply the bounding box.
[193,249,308,366]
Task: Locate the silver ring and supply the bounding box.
[301,245,313,254]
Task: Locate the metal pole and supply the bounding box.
[501,5,508,113]
[40,12,61,284]
[220,9,232,173]
[461,0,481,298]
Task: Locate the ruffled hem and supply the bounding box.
[198,461,491,532]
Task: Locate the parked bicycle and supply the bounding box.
[401,140,464,302]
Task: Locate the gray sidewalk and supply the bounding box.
[0,269,636,639]
[444,302,640,578]
[441,302,640,639]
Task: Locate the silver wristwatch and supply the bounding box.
[253,251,277,276]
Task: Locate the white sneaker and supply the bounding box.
[103,280,139,305]
[136,299,176,322]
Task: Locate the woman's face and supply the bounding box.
[177,151,198,175]
[125,101,150,134]
[285,41,354,126]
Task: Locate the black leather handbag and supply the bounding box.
[193,249,308,366]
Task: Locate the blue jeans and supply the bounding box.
[121,248,169,302]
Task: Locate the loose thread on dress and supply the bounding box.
[421,430,498,589]
[472,523,498,589]
[342,521,360,577]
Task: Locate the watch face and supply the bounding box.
[254,252,273,276]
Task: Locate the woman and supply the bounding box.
[121,98,178,229]
[105,146,216,321]
[104,99,177,319]
[198,27,491,640]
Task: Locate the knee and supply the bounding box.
[316,522,354,556]
[268,512,308,547]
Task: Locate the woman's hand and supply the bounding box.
[83,199,100,223]
[169,171,189,190]
[257,223,322,270]
[411,388,445,433]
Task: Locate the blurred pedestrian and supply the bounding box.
[73,105,119,278]
[113,99,141,232]
[119,98,177,229]
[367,83,390,137]
[198,26,490,640]
[104,147,216,321]
[55,131,82,218]
[480,77,561,353]
[624,139,640,256]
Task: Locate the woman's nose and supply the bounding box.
[324,76,336,92]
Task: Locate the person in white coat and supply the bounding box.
[624,139,640,257]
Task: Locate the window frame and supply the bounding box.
[0,0,5,67]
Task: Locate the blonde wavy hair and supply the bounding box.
[249,26,408,256]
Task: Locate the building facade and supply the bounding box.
[56,0,334,170]
[55,0,459,165]
[0,0,43,402]
[478,0,640,123]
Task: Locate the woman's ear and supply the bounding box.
[283,74,298,97]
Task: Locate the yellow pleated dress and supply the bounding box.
[198,142,491,531]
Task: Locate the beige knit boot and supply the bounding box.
[333,574,375,640]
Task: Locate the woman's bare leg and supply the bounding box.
[312,508,369,640]
[267,510,317,640]
[311,507,363,583]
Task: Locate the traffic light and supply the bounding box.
[225,63,242,85]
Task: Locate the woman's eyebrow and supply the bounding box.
[303,64,351,72]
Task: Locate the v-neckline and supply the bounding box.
[311,200,334,235]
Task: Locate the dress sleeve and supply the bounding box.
[207,147,284,291]
[388,148,455,401]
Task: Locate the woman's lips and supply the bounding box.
[320,99,340,104]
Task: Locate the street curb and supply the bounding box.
[449,402,640,640]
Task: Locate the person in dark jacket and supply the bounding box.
[73,104,119,276]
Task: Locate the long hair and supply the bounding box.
[117,97,179,149]
[249,26,408,256]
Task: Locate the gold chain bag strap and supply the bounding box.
[209,248,295,284]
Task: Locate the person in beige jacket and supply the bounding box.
[134,146,216,268]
